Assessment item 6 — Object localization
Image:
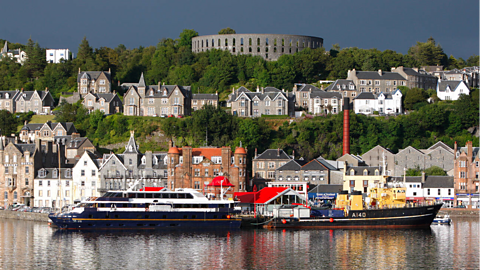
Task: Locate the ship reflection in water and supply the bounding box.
[0,218,478,269]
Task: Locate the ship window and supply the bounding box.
[136,193,145,198]
[146,193,153,198]
[154,193,161,198]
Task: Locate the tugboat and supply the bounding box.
[49,188,241,230]
[264,185,443,229]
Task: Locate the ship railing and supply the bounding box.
[341,200,439,211]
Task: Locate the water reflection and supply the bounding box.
[0,218,478,269]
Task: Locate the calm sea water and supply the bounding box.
[0,217,478,270]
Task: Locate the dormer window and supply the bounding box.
[65,169,71,178]
[350,169,354,176]
[39,169,46,178]
[153,156,158,165]
[150,90,154,96]
[52,169,58,178]
[163,90,167,96]
[375,170,379,176]
[142,156,146,164]
[363,170,368,176]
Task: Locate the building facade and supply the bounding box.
[33,168,73,208]
[324,80,358,99]
[77,69,112,96]
[353,90,403,115]
[390,66,437,90]
[72,151,101,202]
[227,86,294,117]
[453,141,479,208]
[343,165,383,193]
[82,92,123,115]
[347,69,407,94]
[275,158,337,185]
[436,80,470,101]
[192,93,218,111]
[167,144,247,193]
[46,49,72,63]
[394,142,454,177]
[14,89,55,114]
[20,121,77,143]
[1,41,27,64]
[361,145,395,176]
[309,90,343,115]
[192,34,323,61]
[252,149,292,182]
[123,73,191,117]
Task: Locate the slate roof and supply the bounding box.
[302,159,329,171]
[277,159,308,171]
[192,93,218,100]
[316,158,338,171]
[324,80,356,91]
[400,67,434,77]
[54,136,89,149]
[347,166,382,175]
[309,184,343,193]
[426,141,453,153]
[77,71,111,83]
[21,123,43,131]
[89,93,118,102]
[14,143,36,155]
[354,92,376,100]
[255,149,292,160]
[457,147,480,159]
[24,122,76,133]
[423,176,454,188]
[143,84,191,99]
[353,71,406,80]
[0,90,19,100]
[437,81,463,92]
[14,90,51,101]
[310,90,342,99]
[296,84,320,92]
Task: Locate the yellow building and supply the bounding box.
[343,165,384,193]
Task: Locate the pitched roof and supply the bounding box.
[310,90,342,99]
[138,72,146,88]
[296,84,320,92]
[346,166,382,175]
[423,176,454,188]
[437,81,463,92]
[457,146,480,159]
[255,149,292,160]
[354,92,376,100]
[123,131,140,154]
[278,159,308,171]
[324,80,356,91]
[316,158,338,170]
[309,184,343,193]
[192,93,218,100]
[208,176,234,187]
[191,148,222,161]
[426,141,453,153]
[301,159,329,171]
[354,70,406,80]
[77,71,111,83]
[254,187,289,204]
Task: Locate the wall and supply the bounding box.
[0,210,50,222]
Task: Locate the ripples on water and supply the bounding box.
[0,218,478,270]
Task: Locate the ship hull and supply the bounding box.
[265,203,443,229]
[49,210,241,230]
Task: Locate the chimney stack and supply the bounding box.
[421,171,425,183]
[342,97,350,155]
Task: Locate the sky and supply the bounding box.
[1,0,478,60]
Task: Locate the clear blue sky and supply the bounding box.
[2,0,478,60]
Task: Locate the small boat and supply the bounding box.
[49,188,241,230]
[432,215,451,225]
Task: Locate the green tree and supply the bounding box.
[407,37,447,66]
[425,166,447,176]
[178,29,199,48]
[404,88,428,110]
[0,110,17,136]
[218,28,236,35]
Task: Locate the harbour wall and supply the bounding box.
[438,208,479,217]
[0,211,50,222]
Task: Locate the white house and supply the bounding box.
[34,168,73,208]
[46,49,73,63]
[436,80,470,101]
[353,90,402,115]
[72,151,101,202]
[0,41,27,65]
[400,175,454,208]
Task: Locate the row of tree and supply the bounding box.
[0,32,478,101]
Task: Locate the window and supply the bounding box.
[257,162,264,169]
[349,180,355,187]
[268,162,275,169]
[427,189,430,195]
[194,169,200,177]
[363,170,368,176]
[92,170,96,176]
[267,171,275,178]
[194,181,200,189]
[460,161,466,167]
[25,166,29,174]
[438,189,441,195]
[350,169,354,176]
[460,172,466,178]
[100,80,105,85]
[204,169,209,177]
[39,180,43,186]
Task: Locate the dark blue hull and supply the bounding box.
[49,210,241,230]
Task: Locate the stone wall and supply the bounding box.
[0,210,50,222]
[192,34,323,61]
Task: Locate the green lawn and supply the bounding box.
[29,115,56,124]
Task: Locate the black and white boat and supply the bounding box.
[49,188,240,230]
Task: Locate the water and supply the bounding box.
[0,217,478,270]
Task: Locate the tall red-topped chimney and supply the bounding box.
[343,98,350,155]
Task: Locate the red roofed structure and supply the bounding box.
[139,187,165,191]
[208,176,235,187]
[234,187,306,216]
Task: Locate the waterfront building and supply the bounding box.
[167,144,247,193]
[436,80,470,101]
[77,69,112,97]
[72,151,101,202]
[123,73,192,117]
[98,131,168,195]
[227,86,295,117]
[33,168,73,208]
[82,92,123,114]
[394,175,454,207]
[46,49,73,63]
[342,165,383,193]
[453,141,479,208]
[275,158,338,185]
[252,149,292,183]
[361,145,395,176]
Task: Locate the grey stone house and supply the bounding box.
[227,86,294,117]
[82,92,123,115]
[347,69,407,94]
[309,90,343,115]
[97,131,168,194]
[252,149,292,181]
[192,93,219,111]
[275,158,338,185]
[324,79,358,99]
[77,69,112,96]
[361,145,395,176]
[123,73,191,117]
[292,84,320,110]
[0,90,19,113]
[394,141,454,176]
[12,89,54,114]
[390,66,437,90]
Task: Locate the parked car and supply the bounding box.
[177,114,184,118]
[0,206,4,210]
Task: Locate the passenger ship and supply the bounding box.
[49,188,241,230]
